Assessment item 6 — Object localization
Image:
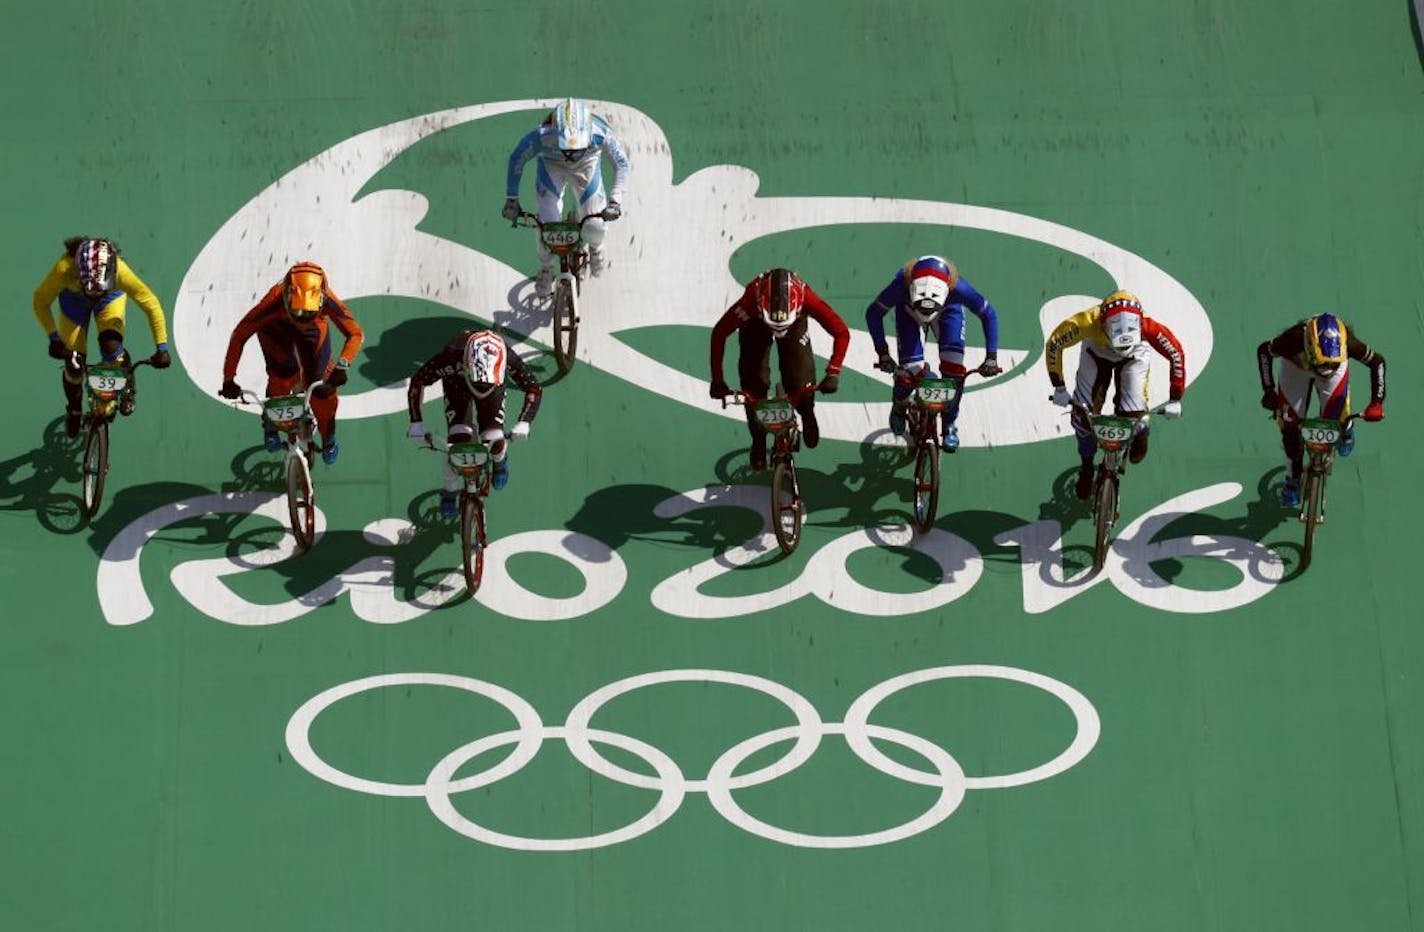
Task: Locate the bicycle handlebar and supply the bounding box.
[510,210,604,230]
[876,358,999,379]
[1063,399,1173,419]
[223,379,330,409]
[719,385,821,409]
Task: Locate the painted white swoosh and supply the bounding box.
[177,100,1210,448]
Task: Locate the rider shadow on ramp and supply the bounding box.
[0,416,87,535]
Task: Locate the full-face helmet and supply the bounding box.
[752,268,806,334]
[906,255,957,325]
[1303,313,1347,378]
[463,330,508,398]
[1100,291,1144,350]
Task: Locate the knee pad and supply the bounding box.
[481,428,506,460]
[63,353,86,383]
[97,329,126,363]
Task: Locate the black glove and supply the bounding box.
[875,352,896,373]
[501,198,521,222]
[47,338,67,360]
[818,372,840,395]
[1260,388,1277,412]
[326,366,348,388]
[979,355,1001,377]
[150,349,171,369]
[601,200,622,222]
[219,378,243,400]
[709,378,731,399]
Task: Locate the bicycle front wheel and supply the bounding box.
[552,277,579,373]
[912,438,940,534]
[81,417,109,518]
[770,456,803,554]
[1092,470,1118,574]
[460,491,486,594]
[1301,469,1327,570]
[285,453,317,551]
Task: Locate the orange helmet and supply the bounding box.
[283,261,327,324]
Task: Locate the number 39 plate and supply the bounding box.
[87,371,127,393]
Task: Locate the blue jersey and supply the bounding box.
[865,267,999,366]
[505,114,630,203]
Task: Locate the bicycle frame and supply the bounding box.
[1296,413,1360,568]
[722,386,815,554]
[1068,400,1163,574]
[421,433,510,595]
[887,361,993,534]
[77,356,152,518]
[234,381,328,550]
[511,210,601,372]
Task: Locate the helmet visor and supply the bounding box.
[285,271,324,321]
[1105,311,1142,348]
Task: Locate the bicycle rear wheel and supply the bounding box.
[912,438,940,534]
[460,491,486,594]
[552,277,579,373]
[1091,470,1118,574]
[285,453,317,551]
[80,417,109,518]
[1300,469,1326,570]
[770,456,804,554]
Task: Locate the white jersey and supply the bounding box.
[505,114,629,205]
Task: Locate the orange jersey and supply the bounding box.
[223,282,364,379]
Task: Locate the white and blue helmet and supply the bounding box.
[906,255,957,325]
[552,98,593,159]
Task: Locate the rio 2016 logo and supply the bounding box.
[97,98,1275,628]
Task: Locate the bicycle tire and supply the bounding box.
[460,491,486,594]
[1092,469,1118,574]
[770,456,803,555]
[1300,468,1326,570]
[81,417,108,518]
[286,453,317,551]
[552,277,579,373]
[912,438,940,534]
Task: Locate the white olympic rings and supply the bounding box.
[285,665,1100,851]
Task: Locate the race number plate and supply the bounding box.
[1300,417,1340,451]
[87,366,127,394]
[1093,416,1135,445]
[540,225,581,249]
[914,379,954,409]
[754,400,797,430]
[447,442,488,476]
[264,396,305,429]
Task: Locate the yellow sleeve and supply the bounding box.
[1044,307,1098,386]
[31,255,73,335]
[116,257,169,345]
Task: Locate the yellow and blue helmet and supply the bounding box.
[1303,313,1347,375]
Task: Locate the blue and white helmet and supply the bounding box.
[906,255,957,325]
[552,98,593,159]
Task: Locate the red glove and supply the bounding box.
[1362,401,1384,422]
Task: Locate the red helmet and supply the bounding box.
[752,268,805,333]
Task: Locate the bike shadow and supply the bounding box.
[213,490,469,607]
[1121,466,1306,585]
[566,480,764,556]
[84,480,231,559]
[0,416,87,535]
